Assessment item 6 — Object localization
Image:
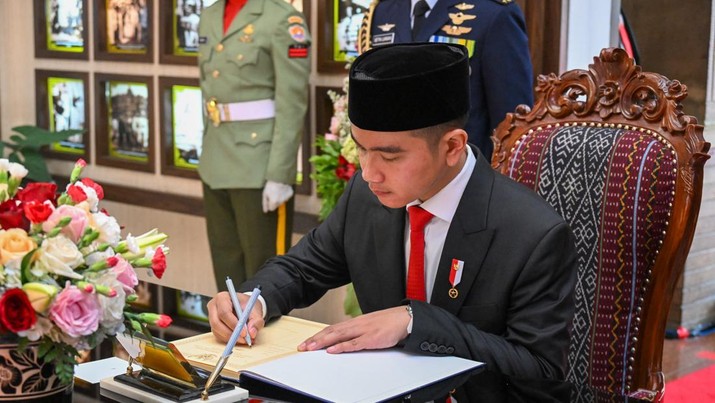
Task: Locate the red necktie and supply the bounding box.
[407,205,434,301]
[224,0,248,34]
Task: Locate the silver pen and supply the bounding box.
[225,276,252,346]
[201,285,261,400]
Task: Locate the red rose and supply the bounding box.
[0,200,29,230]
[66,185,88,203]
[335,155,357,181]
[23,201,53,224]
[80,178,105,200]
[151,248,167,279]
[16,182,57,204]
[0,288,37,333]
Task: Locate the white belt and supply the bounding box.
[206,98,275,126]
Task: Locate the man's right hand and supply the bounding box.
[207,291,265,343]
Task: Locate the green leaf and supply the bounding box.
[2,125,84,183]
[22,149,52,182]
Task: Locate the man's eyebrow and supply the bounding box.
[351,135,405,154]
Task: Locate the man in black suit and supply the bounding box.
[208,42,577,379]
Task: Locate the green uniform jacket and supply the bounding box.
[198,0,311,189]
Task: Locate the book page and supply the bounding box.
[171,316,327,377]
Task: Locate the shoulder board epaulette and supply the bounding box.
[357,0,380,55]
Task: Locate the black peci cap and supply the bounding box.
[348,43,470,132]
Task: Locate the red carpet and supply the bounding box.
[665,364,715,402]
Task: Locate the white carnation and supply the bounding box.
[92,212,121,246]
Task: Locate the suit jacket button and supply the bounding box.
[437,346,447,354]
[251,132,258,139]
[428,343,438,353]
[446,347,455,354]
[216,43,224,52]
[237,54,244,61]
[212,70,220,78]
[420,342,430,351]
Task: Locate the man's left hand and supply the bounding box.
[298,306,411,353]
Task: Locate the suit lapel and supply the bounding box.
[417,0,461,42]
[223,0,263,39]
[372,204,407,306]
[391,0,414,44]
[430,149,495,315]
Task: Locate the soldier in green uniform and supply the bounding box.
[197,0,311,290]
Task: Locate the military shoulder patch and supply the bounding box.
[288,25,307,42]
[288,15,304,25]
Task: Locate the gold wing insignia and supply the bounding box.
[448,12,476,25]
[454,2,475,10]
[441,25,473,35]
[357,0,380,54]
[377,23,396,32]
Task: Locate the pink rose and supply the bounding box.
[49,285,100,338]
[41,205,89,243]
[329,117,340,136]
[112,257,138,294]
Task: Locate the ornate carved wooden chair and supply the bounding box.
[491,48,710,400]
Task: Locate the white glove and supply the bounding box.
[262,181,294,213]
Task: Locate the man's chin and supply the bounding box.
[374,194,406,209]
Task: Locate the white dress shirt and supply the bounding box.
[405,147,477,303]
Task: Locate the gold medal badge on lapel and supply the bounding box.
[240,24,254,43]
[449,259,464,299]
[442,25,472,35]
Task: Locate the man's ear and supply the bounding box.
[443,129,468,167]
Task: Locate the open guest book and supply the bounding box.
[172,316,485,402]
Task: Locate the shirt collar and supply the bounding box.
[407,146,477,223]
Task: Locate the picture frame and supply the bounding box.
[94,73,155,172]
[295,93,312,195]
[158,76,203,179]
[33,0,89,60]
[35,69,90,161]
[158,0,218,65]
[318,0,369,73]
[94,0,153,63]
[128,280,159,312]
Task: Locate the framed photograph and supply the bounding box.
[159,76,203,178]
[95,73,155,172]
[35,69,90,160]
[33,0,88,60]
[295,93,312,195]
[128,280,159,312]
[94,0,153,63]
[318,0,369,73]
[158,0,218,65]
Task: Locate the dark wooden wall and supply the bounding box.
[515,0,562,80]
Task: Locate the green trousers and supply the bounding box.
[202,183,294,291]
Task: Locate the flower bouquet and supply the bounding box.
[310,77,360,221]
[0,159,170,385]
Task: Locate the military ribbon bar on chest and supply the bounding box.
[449,259,464,298]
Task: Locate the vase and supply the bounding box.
[0,338,72,402]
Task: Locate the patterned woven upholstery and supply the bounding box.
[491,48,710,399]
[506,123,676,394]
